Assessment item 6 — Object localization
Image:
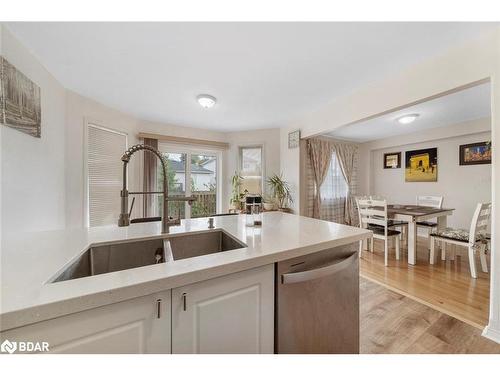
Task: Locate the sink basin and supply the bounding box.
[166,230,247,261]
[51,230,246,283]
[51,238,166,283]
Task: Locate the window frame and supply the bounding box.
[238,144,265,196]
[84,118,128,228]
[157,142,223,218]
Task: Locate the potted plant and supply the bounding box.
[262,194,276,211]
[229,172,244,211]
[267,173,293,212]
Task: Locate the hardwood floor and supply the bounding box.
[360,278,500,354]
[359,236,491,328]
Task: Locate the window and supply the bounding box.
[190,153,218,218]
[320,152,348,201]
[87,124,127,227]
[157,152,187,219]
[239,146,263,195]
[157,145,220,219]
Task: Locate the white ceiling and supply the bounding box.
[4,22,496,131]
[326,82,491,142]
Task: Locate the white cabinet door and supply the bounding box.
[1,290,171,354]
[172,264,274,354]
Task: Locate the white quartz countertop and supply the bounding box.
[0,212,371,331]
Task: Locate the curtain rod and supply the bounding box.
[138,132,230,149]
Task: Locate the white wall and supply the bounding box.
[1,25,67,234]
[360,118,491,229]
[65,91,143,228]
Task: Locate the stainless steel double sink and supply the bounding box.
[51,230,247,283]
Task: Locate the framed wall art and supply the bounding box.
[405,147,437,182]
[288,130,300,149]
[0,56,41,138]
[384,152,401,169]
[459,141,491,165]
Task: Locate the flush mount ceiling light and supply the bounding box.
[397,114,419,124]
[197,94,217,109]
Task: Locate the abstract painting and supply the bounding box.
[1,56,41,137]
[405,147,437,182]
[459,141,491,165]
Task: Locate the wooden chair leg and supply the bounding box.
[384,238,389,266]
[395,236,400,260]
[430,236,435,264]
[479,243,488,273]
[450,244,456,261]
[468,245,477,279]
[369,238,374,253]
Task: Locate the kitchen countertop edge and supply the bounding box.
[1,213,371,331]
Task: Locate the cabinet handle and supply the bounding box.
[182,293,187,311]
[156,298,162,319]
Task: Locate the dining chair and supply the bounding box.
[416,195,443,251]
[356,197,401,266]
[364,195,408,246]
[356,197,372,255]
[429,202,491,278]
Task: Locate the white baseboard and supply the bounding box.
[482,325,500,344]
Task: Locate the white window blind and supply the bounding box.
[239,146,263,195]
[87,124,127,227]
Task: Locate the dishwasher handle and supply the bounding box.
[281,252,357,284]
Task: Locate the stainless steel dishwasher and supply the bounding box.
[275,244,359,354]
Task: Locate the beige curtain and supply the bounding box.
[307,138,334,218]
[334,142,358,225]
[143,138,159,217]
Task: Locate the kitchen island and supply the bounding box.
[0,212,371,353]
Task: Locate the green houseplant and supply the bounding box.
[267,173,293,212]
[230,172,244,211]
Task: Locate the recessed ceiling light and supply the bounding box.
[397,114,419,124]
[197,94,216,109]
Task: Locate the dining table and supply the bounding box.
[387,204,455,265]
